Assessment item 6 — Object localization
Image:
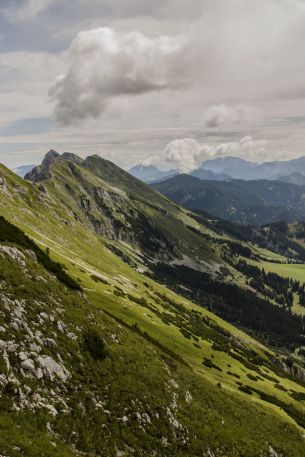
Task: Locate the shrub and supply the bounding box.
[180,328,192,339]
[90,274,109,285]
[238,385,253,395]
[84,328,107,361]
[274,383,288,392]
[246,373,259,381]
[202,357,222,372]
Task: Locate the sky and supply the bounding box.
[2,0,305,171]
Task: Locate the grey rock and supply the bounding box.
[36,356,70,381]
[25,150,59,182]
[43,338,57,349]
[0,245,25,265]
[19,352,29,361]
[21,358,35,371]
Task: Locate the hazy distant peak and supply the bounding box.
[129,163,178,183]
[12,164,36,178]
[277,171,305,185]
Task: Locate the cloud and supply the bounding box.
[155,136,268,171]
[47,0,305,128]
[4,0,305,168]
[4,0,54,22]
[50,27,187,125]
[162,138,203,172]
[200,136,267,162]
[0,51,65,124]
[203,104,262,129]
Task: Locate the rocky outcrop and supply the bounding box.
[25,150,60,182]
[61,152,83,165]
[25,150,83,183]
[0,245,26,266]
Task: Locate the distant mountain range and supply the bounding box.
[200,155,305,180]
[128,163,232,183]
[129,155,305,185]
[190,168,231,181]
[152,174,305,225]
[277,172,305,186]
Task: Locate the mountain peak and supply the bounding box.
[25,150,82,182]
[42,149,60,165]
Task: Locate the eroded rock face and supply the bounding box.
[0,175,8,193]
[0,246,25,264]
[61,152,83,165]
[21,358,35,371]
[25,150,60,182]
[0,247,75,420]
[36,356,70,381]
[42,150,60,167]
[25,150,83,183]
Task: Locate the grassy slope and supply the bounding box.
[1,247,304,457]
[0,162,305,455]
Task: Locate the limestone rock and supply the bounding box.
[36,356,70,381]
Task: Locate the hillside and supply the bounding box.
[152,174,305,225]
[1,151,305,455]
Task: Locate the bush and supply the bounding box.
[202,357,222,371]
[238,385,253,395]
[246,373,259,381]
[90,274,109,285]
[84,329,107,361]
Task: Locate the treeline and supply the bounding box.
[227,242,253,259]
[192,211,305,262]
[0,216,81,290]
[149,263,305,348]
[233,260,298,308]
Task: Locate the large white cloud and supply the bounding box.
[48,0,305,127]
[200,136,267,162]
[163,138,202,172]
[153,136,268,171]
[50,27,187,125]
